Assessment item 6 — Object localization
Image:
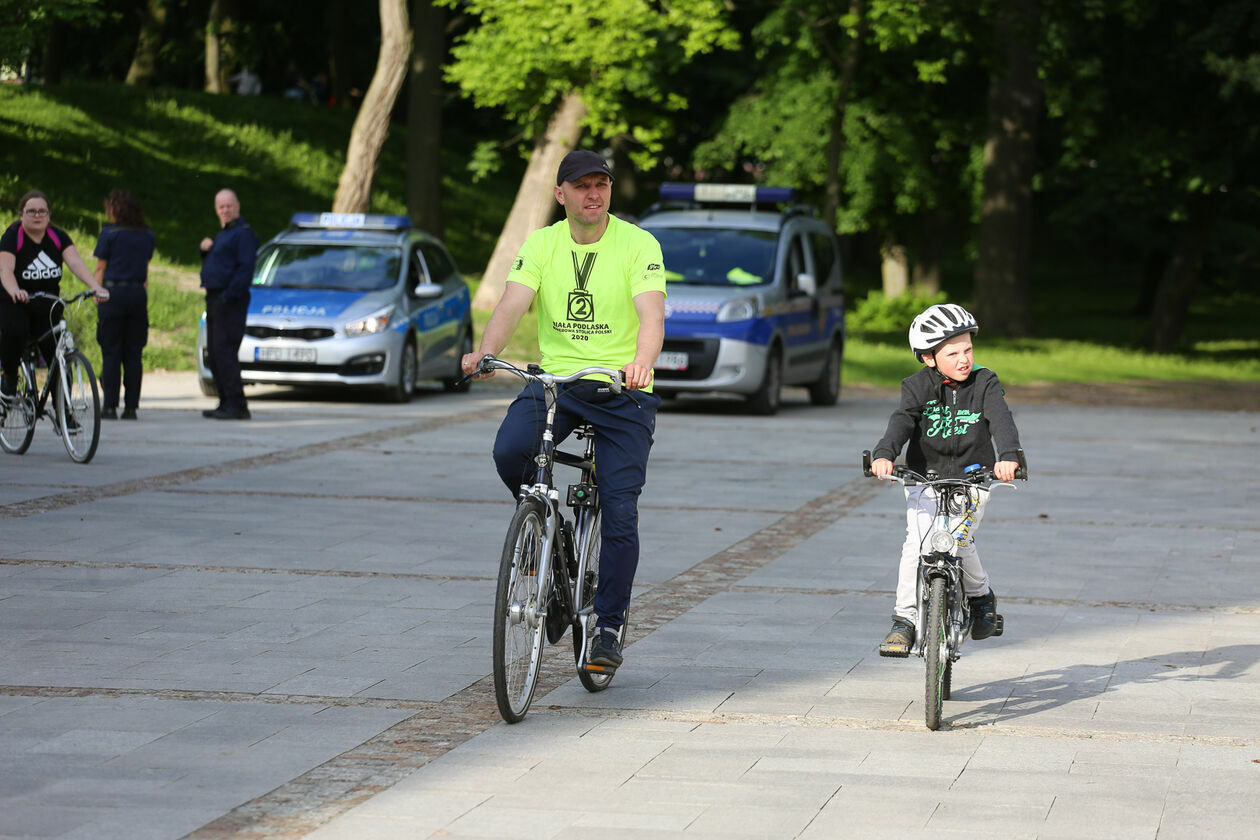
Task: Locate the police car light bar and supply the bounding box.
[659,183,796,204]
[290,212,411,230]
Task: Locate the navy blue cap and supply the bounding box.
[556,150,613,186]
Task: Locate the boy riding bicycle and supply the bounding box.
[868,303,1024,656]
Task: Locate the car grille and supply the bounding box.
[245,326,335,340]
[656,338,718,381]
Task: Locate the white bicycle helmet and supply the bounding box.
[909,303,978,361]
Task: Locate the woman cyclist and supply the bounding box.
[0,190,109,400]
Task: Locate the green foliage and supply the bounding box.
[847,289,948,335]
[0,0,106,74]
[438,0,738,170]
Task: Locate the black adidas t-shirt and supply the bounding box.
[0,221,72,295]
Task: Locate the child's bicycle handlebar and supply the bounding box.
[862,448,1029,487]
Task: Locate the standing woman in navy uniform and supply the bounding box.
[93,189,155,420]
[0,190,109,399]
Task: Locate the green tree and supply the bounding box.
[0,0,103,79]
[438,0,738,307]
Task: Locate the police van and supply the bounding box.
[638,184,845,414]
[196,212,473,402]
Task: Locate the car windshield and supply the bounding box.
[253,244,402,291]
[650,227,777,287]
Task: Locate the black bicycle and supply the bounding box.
[863,449,1027,730]
[471,355,623,723]
[0,290,102,463]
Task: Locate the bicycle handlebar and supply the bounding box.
[29,290,104,305]
[464,354,625,392]
[862,448,1028,487]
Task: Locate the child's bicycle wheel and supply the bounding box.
[492,496,549,723]
[924,576,949,730]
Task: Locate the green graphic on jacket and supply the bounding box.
[924,401,982,439]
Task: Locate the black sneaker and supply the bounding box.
[969,589,1002,640]
[121,407,137,420]
[879,617,915,657]
[588,627,623,668]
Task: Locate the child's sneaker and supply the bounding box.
[969,589,1003,640]
[588,627,623,668]
[879,617,915,657]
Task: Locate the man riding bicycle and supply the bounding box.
[462,150,666,670]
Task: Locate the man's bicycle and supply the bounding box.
[863,449,1027,730]
[470,355,623,723]
[0,290,103,464]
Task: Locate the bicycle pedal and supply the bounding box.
[992,614,1004,637]
[879,643,912,658]
[582,661,615,674]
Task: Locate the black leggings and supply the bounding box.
[0,296,63,391]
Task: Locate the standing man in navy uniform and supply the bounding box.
[199,188,257,420]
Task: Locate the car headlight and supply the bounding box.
[717,296,759,322]
[344,305,395,337]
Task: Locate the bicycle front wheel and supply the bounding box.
[0,364,37,455]
[56,350,101,464]
[924,576,949,731]
[573,508,615,693]
[493,496,549,723]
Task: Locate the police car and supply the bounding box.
[638,184,845,414]
[196,212,473,402]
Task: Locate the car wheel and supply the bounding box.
[808,338,843,406]
[199,377,217,398]
[746,345,782,416]
[443,320,474,393]
[388,339,417,403]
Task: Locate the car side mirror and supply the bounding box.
[412,282,443,299]
[795,272,817,296]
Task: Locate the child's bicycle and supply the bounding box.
[0,290,102,464]
[469,354,623,723]
[863,448,1028,730]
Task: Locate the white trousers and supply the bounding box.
[894,485,991,621]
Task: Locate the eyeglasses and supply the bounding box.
[23,208,49,217]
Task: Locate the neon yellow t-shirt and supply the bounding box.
[508,214,666,388]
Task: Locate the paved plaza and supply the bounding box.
[0,372,1256,839]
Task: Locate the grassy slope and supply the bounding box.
[2,81,1256,386]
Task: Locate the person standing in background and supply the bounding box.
[93,189,155,420]
[198,188,257,421]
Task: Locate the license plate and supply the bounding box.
[656,351,689,371]
[255,346,316,363]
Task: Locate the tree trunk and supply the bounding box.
[912,210,946,295]
[881,243,909,298]
[471,92,587,311]
[406,0,445,236]
[327,0,353,106]
[41,21,65,84]
[972,0,1041,336]
[205,0,224,93]
[333,0,413,213]
[1145,213,1207,353]
[823,0,865,229]
[124,0,167,87]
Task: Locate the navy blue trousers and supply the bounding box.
[95,283,148,411]
[204,289,249,409]
[493,380,660,630]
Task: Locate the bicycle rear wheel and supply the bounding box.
[573,508,615,692]
[493,496,548,723]
[0,363,37,455]
[924,576,949,730]
[56,350,101,464]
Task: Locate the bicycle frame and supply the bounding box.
[479,356,622,676]
[909,485,984,660]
